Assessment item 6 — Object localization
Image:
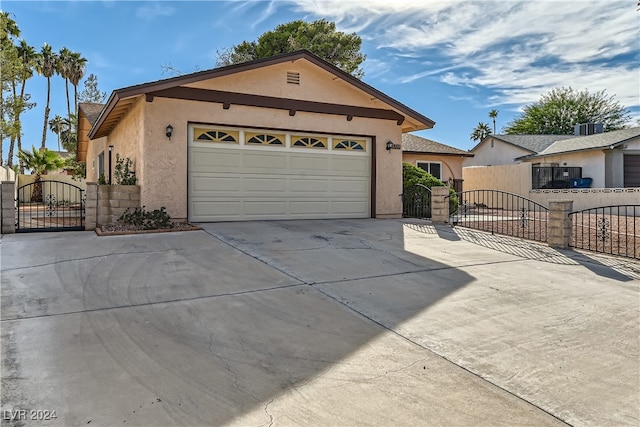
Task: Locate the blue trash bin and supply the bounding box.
[572,178,593,188]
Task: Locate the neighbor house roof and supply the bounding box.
[524,127,640,159]
[402,133,473,157]
[88,50,435,139]
[78,102,105,126]
[474,134,580,154]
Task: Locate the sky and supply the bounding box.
[2,0,639,160]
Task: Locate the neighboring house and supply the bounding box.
[401,133,473,190]
[77,50,435,222]
[465,134,578,166]
[519,127,640,188]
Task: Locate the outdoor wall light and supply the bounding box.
[166,124,173,140]
[386,140,394,151]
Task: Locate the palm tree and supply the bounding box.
[48,115,66,152]
[17,147,65,202]
[470,122,492,142]
[489,109,499,134]
[35,43,58,150]
[15,40,37,172]
[68,51,87,116]
[58,47,73,118]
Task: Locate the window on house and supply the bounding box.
[416,161,441,179]
[98,151,105,178]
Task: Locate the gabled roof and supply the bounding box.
[78,102,105,126]
[402,133,473,156]
[526,127,640,158]
[474,134,579,154]
[88,50,435,139]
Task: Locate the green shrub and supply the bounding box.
[98,174,107,185]
[118,206,173,229]
[114,154,137,185]
[402,162,458,214]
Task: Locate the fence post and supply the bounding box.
[85,182,97,231]
[431,186,450,224]
[1,181,16,234]
[548,199,573,249]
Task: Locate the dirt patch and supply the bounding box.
[96,222,201,236]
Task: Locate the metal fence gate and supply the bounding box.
[569,205,639,259]
[16,180,85,232]
[448,189,549,242]
[402,184,432,219]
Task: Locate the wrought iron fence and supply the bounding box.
[402,184,432,219]
[448,189,549,242]
[532,166,582,189]
[16,180,85,232]
[569,205,639,259]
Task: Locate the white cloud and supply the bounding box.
[284,0,640,109]
[135,3,175,21]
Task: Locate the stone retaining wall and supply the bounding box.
[95,184,141,228]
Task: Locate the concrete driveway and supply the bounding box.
[1,219,638,426]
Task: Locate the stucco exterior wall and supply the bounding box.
[141,97,403,220]
[88,99,145,184]
[465,138,531,167]
[86,136,108,182]
[186,61,390,112]
[402,153,465,182]
[463,164,532,197]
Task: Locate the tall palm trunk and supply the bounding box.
[65,79,71,119]
[32,174,43,203]
[18,79,27,173]
[41,76,51,150]
[7,82,18,167]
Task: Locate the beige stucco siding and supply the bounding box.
[86,99,144,184]
[141,97,402,220]
[402,153,465,182]
[85,136,108,182]
[186,61,386,110]
[465,138,531,166]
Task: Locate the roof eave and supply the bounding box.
[403,150,474,157]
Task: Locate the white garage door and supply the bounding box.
[188,126,371,222]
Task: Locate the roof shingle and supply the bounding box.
[78,102,106,126]
[535,127,640,156]
[402,133,472,156]
[490,134,578,154]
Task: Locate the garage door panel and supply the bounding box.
[290,178,330,193]
[331,179,369,194]
[290,155,330,172]
[243,152,287,171]
[332,200,370,214]
[332,157,369,174]
[189,129,371,222]
[624,155,640,188]
[243,201,288,216]
[243,177,288,193]
[192,176,242,192]
[191,149,240,170]
[191,201,241,218]
[290,201,330,215]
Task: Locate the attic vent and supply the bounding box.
[574,123,604,136]
[287,71,300,85]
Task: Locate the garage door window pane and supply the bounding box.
[246,133,284,146]
[293,137,327,149]
[334,140,366,151]
[194,129,238,143]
